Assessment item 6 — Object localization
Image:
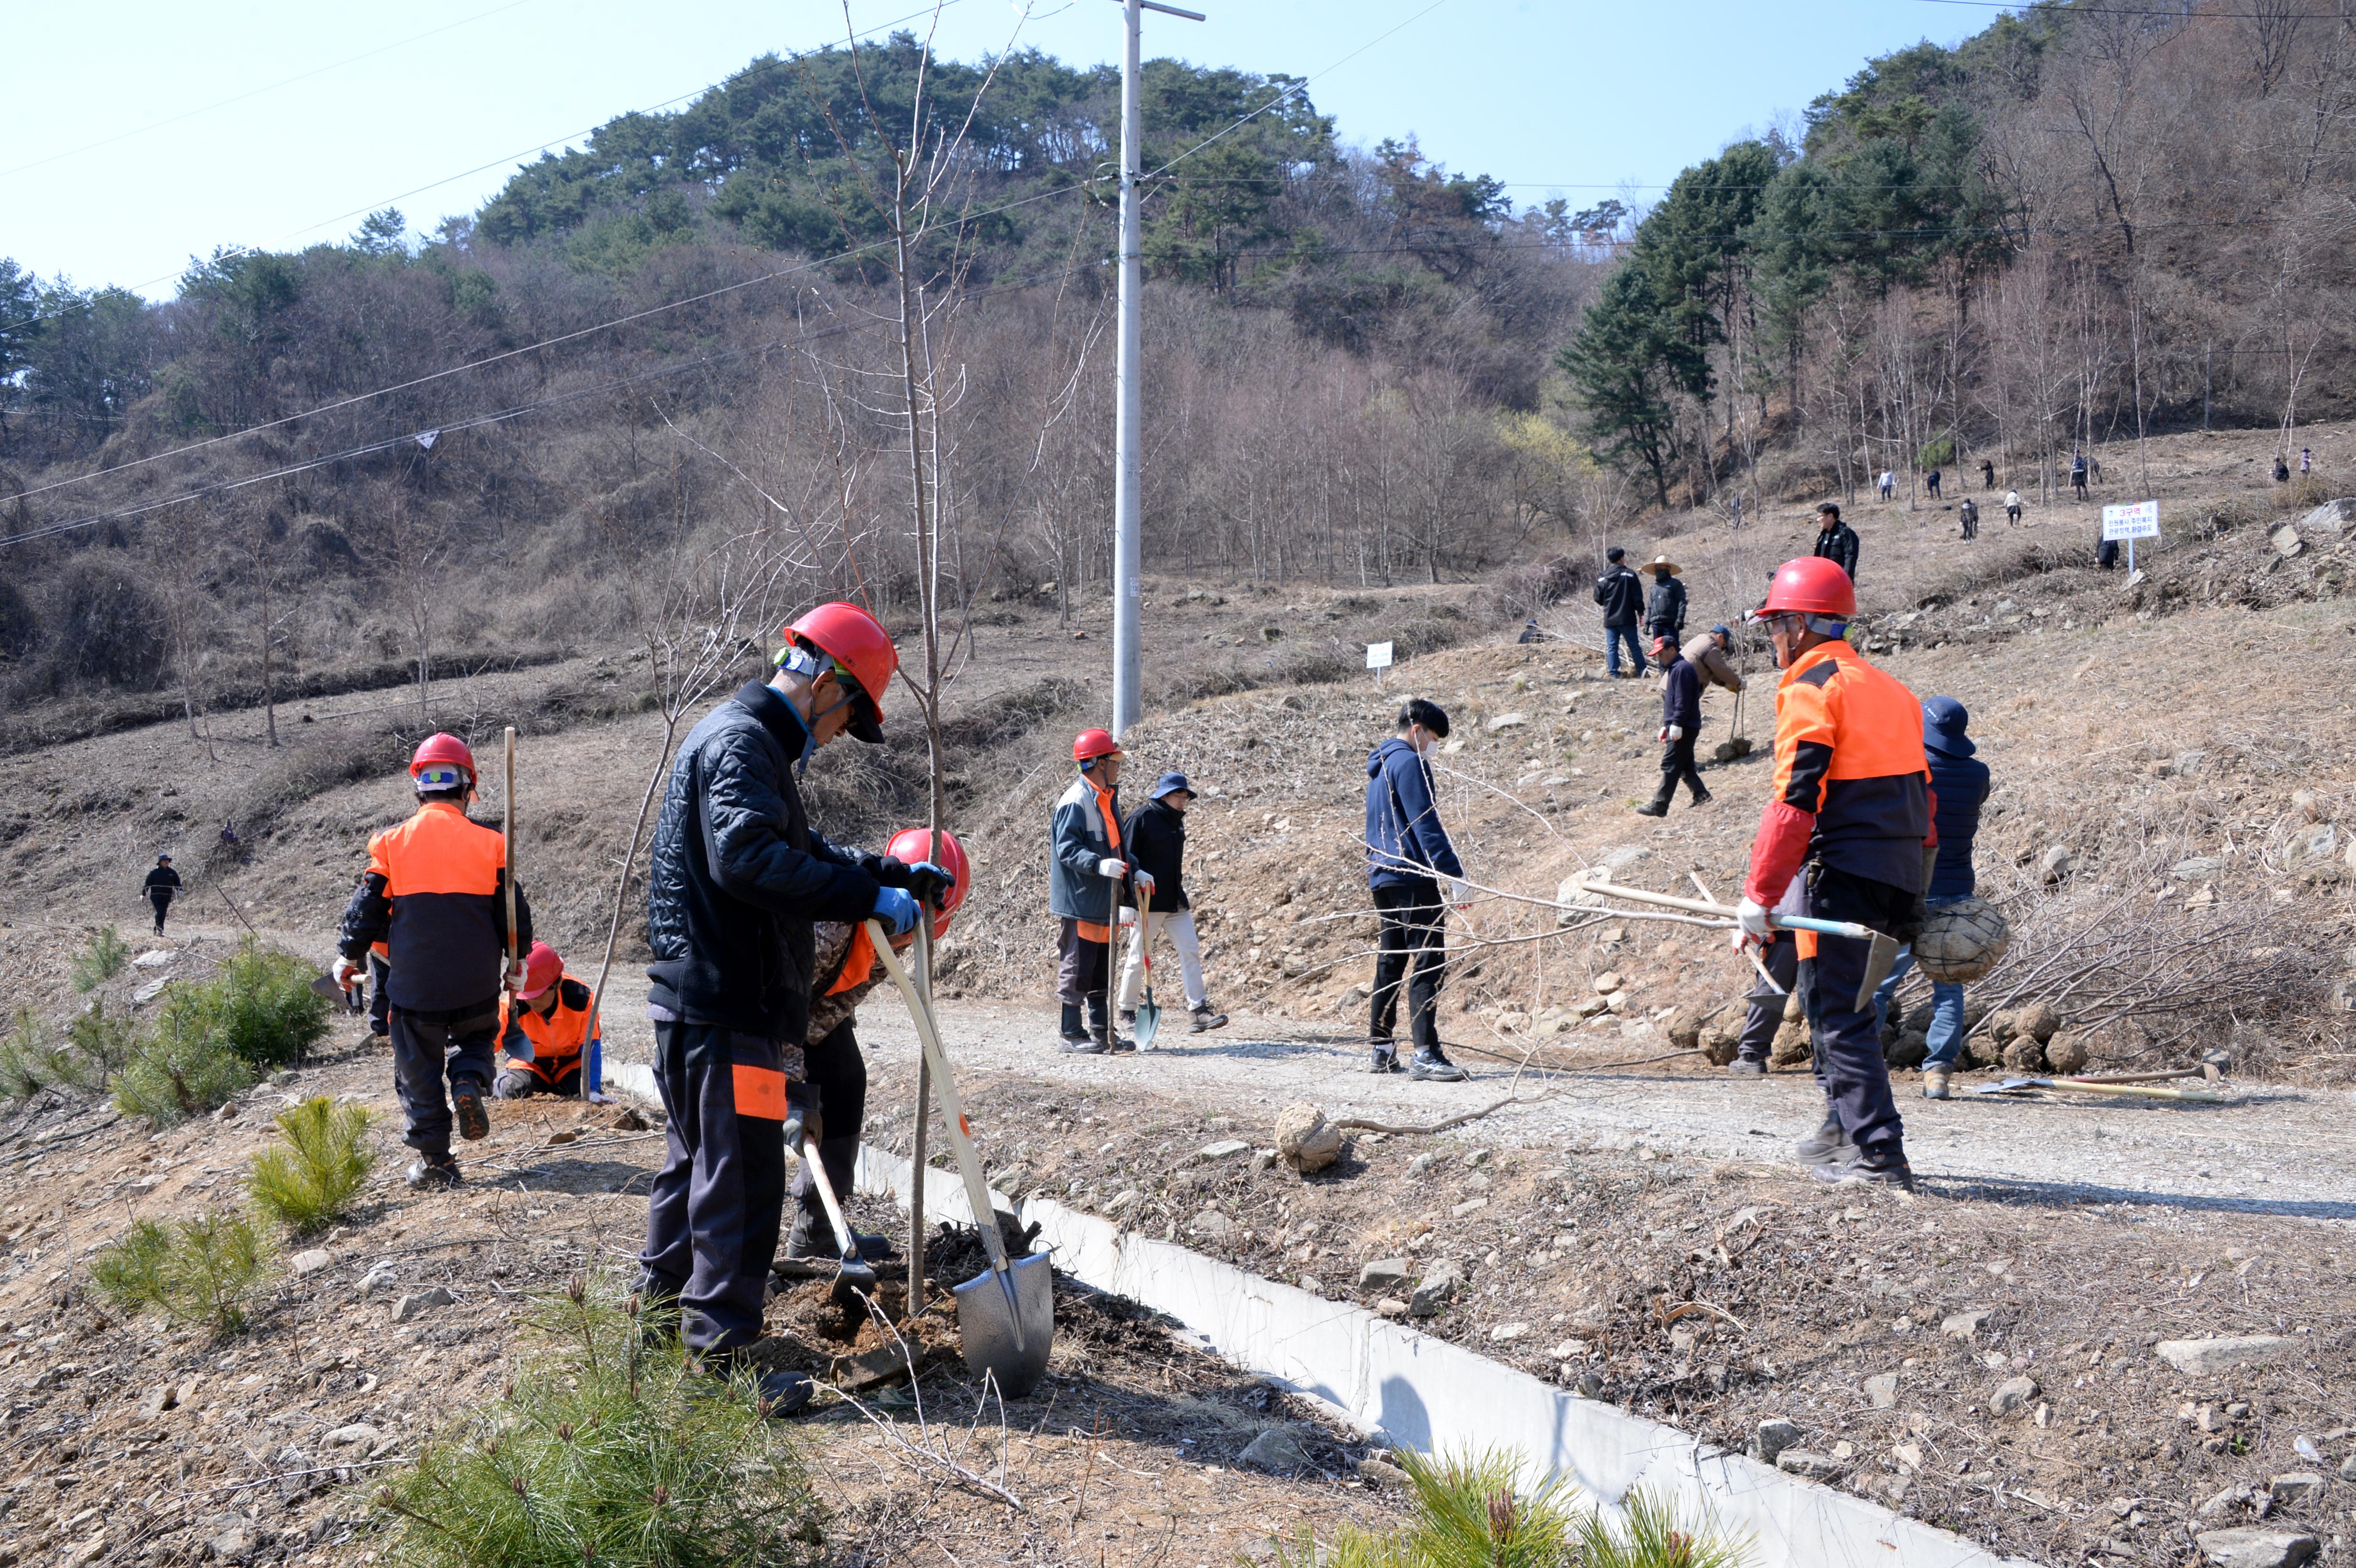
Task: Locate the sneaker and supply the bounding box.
[1811,1151,1916,1191]
[1189,1004,1229,1033]
[1103,1033,1137,1055]
[1726,1057,1766,1078]
[1408,1047,1467,1083]
[405,1155,461,1189]
[1369,1048,1400,1074]
[1633,801,1668,818]
[1922,1066,1952,1100]
[451,1083,490,1142]
[1792,1117,1855,1166]
[1688,787,1713,806]
[1117,1009,1137,1030]
[1059,1035,1108,1055]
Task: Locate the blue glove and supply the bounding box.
[903,861,955,909]
[873,885,921,937]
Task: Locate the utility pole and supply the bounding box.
[1111,0,1203,738]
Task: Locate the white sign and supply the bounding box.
[1365,641,1395,670]
[2102,500,2159,540]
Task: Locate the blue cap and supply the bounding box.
[1711,624,1730,638]
[1150,772,1193,800]
[1922,696,1974,757]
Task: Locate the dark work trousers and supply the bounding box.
[1734,935,1799,1063]
[388,1004,497,1158]
[640,1020,789,1360]
[367,953,392,1038]
[1057,918,1113,1032]
[1797,866,1917,1158]
[787,1020,867,1255]
[1370,878,1447,1051]
[150,893,172,936]
[1647,730,1707,809]
[495,1064,581,1099]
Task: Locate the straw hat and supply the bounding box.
[1646,554,1681,575]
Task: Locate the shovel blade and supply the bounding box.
[830,1253,880,1310]
[1134,990,1161,1051]
[1852,931,1902,1013]
[952,1252,1054,1397]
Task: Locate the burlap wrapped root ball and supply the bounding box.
[2043,1031,2090,1074]
[1275,1101,1344,1173]
[1913,897,2011,982]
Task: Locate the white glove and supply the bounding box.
[1098,857,1127,880]
[334,958,363,990]
[1735,897,1773,941]
[1133,869,1156,896]
[1667,725,1684,740]
[1117,905,1136,927]
[1448,877,1472,907]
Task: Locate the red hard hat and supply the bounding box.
[786,603,897,741]
[886,827,971,937]
[1073,728,1123,762]
[516,940,564,1001]
[409,732,477,778]
[1757,557,1856,619]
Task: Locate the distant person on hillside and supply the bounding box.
[1517,617,1542,644]
[1878,470,1895,501]
[1812,502,1861,584]
[1635,637,1710,816]
[1729,494,1745,529]
[1926,468,1943,500]
[1363,698,1467,1081]
[1872,698,1990,1101]
[1958,496,1979,540]
[2275,455,2291,484]
[1592,547,1647,677]
[2004,489,2024,526]
[142,853,181,936]
[2070,452,2089,500]
[2096,527,2119,571]
[1053,729,1148,1053]
[1115,773,1226,1037]
[2301,446,2313,475]
[1980,458,1996,490]
[1644,555,1687,647]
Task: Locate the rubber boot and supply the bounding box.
[1057,1002,1100,1053]
[1087,994,1133,1055]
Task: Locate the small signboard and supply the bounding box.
[1365,641,1395,670]
[2102,500,2160,541]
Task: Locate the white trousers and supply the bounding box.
[1117,909,1206,1010]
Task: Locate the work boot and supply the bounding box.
[405,1154,461,1189]
[1060,1033,1108,1055]
[1189,1002,1228,1033]
[1727,1057,1766,1078]
[1813,1144,1916,1191]
[1087,996,1133,1055]
[451,1081,491,1142]
[750,1369,817,1418]
[785,1225,897,1263]
[1793,1115,1855,1167]
[1688,785,1713,806]
[1057,1002,1093,1051]
[1922,1066,1952,1100]
[1408,1046,1467,1083]
[1633,798,1669,818]
[1369,1046,1401,1074]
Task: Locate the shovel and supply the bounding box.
[800,1136,880,1309]
[309,973,364,1014]
[1573,874,1903,1010]
[1133,908,1162,1051]
[864,920,1054,1397]
[1973,1076,2228,1103]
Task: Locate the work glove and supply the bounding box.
[1657,726,1669,742]
[1118,905,1137,927]
[1097,856,1128,881]
[872,886,921,937]
[901,860,956,910]
[784,1083,823,1153]
[1734,897,1774,944]
[1132,869,1156,898]
[1447,877,1472,908]
[334,958,363,991]
[1666,725,1684,740]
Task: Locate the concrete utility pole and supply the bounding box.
[1111,0,1203,738]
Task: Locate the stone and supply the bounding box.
[207,1525,259,1565]
[63,1531,109,1566]
[1942,1309,1990,1340]
[2174,856,2225,881]
[1549,1338,1590,1361]
[1198,1139,1250,1161]
[1755,1418,1803,1465]
[1237,1426,1310,1473]
[1484,713,1529,733]
[1665,1006,1708,1051]
[2339,1453,2356,1483]
[1406,1152,1435,1177]
[1599,846,1651,872]
[2194,1528,2319,1568]
[1189,1208,1234,1240]
[1989,1375,2040,1417]
[1407,1263,1462,1318]
[2044,1032,2091,1075]
[1775,1449,1843,1481]
[1375,1297,1409,1319]
[2016,999,2062,1043]
[138,1383,177,1418]
[1574,996,1611,1019]
[2267,1473,2325,1505]
[359,1263,399,1299]
[2270,523,2308,559]
[1592,970,1624,994]
[2300,497,2356,531]
[2155,1336,2300,1375]
[1491,1322,1530,1343]
[1273,1102,1344,1174]
[2040,845,2072,884]
[132,978,170,1005]
[1358,1455,1410,1487]
[1104,1188,1141,1214]
[1451,1198,1489,1218]
[289,1249,333,1278]
[1857,1472,1910,1507]
[1358,1257,1410,1291]
[2293,825,2338,864]
[327,1424,382,1447]
[1865,1372,1900,1410]
[389,1287,453,1323]
[132,950,175,968]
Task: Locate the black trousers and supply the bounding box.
[389,1003,497,1157]
[787,1020,867,1253]
[1647,730,1706,807]
[1056,917,1114,1033]
[640,1020,789,1359]
[150,893,171,935]
[1961,511,1978,539]
[1798,866,1917,1158]
[1734,934,1798,1063]
[367,953,392,1037]
[1370,878,1446,1051]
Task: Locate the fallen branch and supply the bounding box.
[817,1379,1026,1512]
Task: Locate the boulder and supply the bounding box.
[1775,1449,1843,1481]
[1592,970,1624,994]
[1941,1309,1990,1340]
[1274,1102,1344,1174]
[1237,1426,1310,1473]
[1198,1138,1250,1161]
[1357,1257,1410,1291]
[2044,1032,2091,1075]
[2267,1474,2326,1506]
[2299,497,2356,532]
[2155,1336,2300,1375]
[390,1287,453,1323]
[2016,999,2062,1044]
[289,1248,333,1278]
[1407,1263,1463,1318]
[1754,1418,1803,1465]
[2194,1528,2319,1568]
[2270,523,2307,559]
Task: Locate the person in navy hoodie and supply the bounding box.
[1871,696,1990,1100]
[1364,698,1469,1082]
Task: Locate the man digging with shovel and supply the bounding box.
[1735,558,1934,1190]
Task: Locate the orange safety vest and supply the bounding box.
[1076,782,1123,944]
[365,800,509,1013]
[500,977,594,1082]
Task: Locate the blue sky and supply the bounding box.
[2,0,1985,297]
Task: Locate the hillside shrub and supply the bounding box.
[71,925,131,992]
[0,1011,74,1099]
[171,936,330,1069]
[0,1003,135,1099]
[250,1096,375,1233]
[1918,435,1956,470]
[92,1211,274,1333]
[374,1273,826,1568]
[114,1008,255,1127]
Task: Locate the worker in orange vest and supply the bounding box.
[1049,730,1151,1053]
[335,733,530,1189]
[1734,558,1934,1190]
[495,941,598,1099]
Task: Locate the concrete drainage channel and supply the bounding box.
[609,1067,2029,1568]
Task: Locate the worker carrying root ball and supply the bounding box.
[1735,558,1935,1190]
[335,733,532,1191]
[495,940,598,1099]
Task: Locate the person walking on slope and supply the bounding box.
[494,941,597,1100]
[1644,555,1687,649]
[1812,502,1860,583]
[1872,697,1989,1101]
[636,602,947,1414]
[1051,729,1152,1054]
[2070,452,2089,500]
[1636,636,1711,816]
[1592,547,1647,677]
[1877,470,1895,501]
[142,853,181,936]
[2004,489,2023,527]
[335,733,532,1191]
[1958,496,1979,540]
[1734,559,1936,1190]
[1365,698,1469,1082]
[1979,457,1996,490]
[1926,468,1942,500]
[785,827,970,1265]
[1116,773,1227,1036]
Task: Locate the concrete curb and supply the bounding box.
[607,1067,2030,1568]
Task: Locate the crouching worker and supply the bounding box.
[786,827,969,1263]
[495,941,596,1099]
[335,733,530,1190]
[638,603,945,1416]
